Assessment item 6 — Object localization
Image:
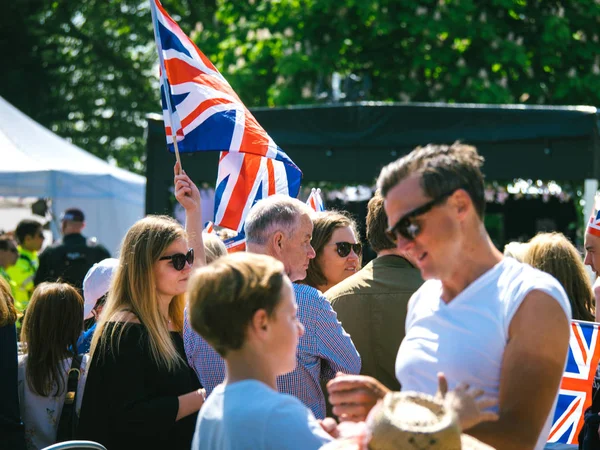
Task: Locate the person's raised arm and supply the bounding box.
[174,162,206,268]
[467,290,570,450]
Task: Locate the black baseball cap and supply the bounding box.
[61,208,85,222]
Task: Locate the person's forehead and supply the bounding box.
[164,238,188,252]
[331,226,355,242]
[585,232,600,248]
[296,214,313,233]
[383,174,427,225]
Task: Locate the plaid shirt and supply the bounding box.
[183,283,361,419]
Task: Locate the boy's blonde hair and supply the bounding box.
[187,253,286,357]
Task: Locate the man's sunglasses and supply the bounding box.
[335,242,362,258]
[159,248,194,271]
[385,188,460,243]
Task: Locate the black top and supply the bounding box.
[76,323,200,450]
[34,233,111,290]
[0,324,25,450]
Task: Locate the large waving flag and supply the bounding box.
[548,320,600,444]
[149,0,302,232]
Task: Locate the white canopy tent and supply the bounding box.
[0,96,146,255]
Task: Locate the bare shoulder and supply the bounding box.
[509,289,570,342]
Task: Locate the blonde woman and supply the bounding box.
[76,164,207,450]
[524,232,595,322]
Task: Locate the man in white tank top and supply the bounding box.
[327,143,571,450]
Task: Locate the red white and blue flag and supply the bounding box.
[587,208,600,238]
[547,320,600,444]
[203,221,215,234]
[306,188,325,212]
[149,0,302,232]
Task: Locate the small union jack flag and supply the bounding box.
[149,0,302,233]
[306,188,325,212]
[587,208,600,238]
[203,221,215,234]
[548,320,600,444]
[224,230,246,254]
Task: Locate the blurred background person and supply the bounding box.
[0,234,19,296]
[77,258,119,354]
[326,192,422,391]
[18,282,88,450]
[523,232,595,322]
[7,219,44,316]
[0,277,25,450]
[300,211,362,293]
[76,165,206,450]
[202,232,227,263]
[35,208,111,292]
[503,241,529,263]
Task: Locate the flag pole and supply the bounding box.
[148,0,182,172]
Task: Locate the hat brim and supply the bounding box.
[460,434,495,450]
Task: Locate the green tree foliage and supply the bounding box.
[198,0,600,107]
[0,0,215,173]
[2,0,600,172]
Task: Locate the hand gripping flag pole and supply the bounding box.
[148,0,182,171]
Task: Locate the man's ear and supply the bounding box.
[453,189,472,219]
[270,231,285,256]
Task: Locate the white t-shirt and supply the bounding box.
[396,257,571,450]
[192,379,333,450]
[18,354,89,450]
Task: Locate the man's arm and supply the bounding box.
[467,290,570,450]
[316,292,361,380]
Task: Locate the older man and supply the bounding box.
[326,191,422,391]
[327,143,571,450]
[183,195,360,419]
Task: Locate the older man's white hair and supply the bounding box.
[245,195,314,245]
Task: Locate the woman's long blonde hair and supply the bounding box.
[524,232,595,322]
[90,215,186,371]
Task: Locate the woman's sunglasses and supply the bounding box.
[159,248,194,271]
[385,188,459,243]
[335,242,362,258]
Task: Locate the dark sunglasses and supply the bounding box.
[385,188,460,243]
[335,242,362,258]
[159,248,194,271]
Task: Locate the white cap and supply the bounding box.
[83,258,119,319]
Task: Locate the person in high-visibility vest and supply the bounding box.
[6,219,45,314]
[0,234,19,298]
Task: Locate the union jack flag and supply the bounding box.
[307,188,325,212]
[587,208,600,238]
[548,320,600,444]
[224,230,246,254]
[203,221,215,234]
[149,0,302,232]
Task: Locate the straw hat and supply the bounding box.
[367,391,495,450]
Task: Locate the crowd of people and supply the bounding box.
[0,143,596,450]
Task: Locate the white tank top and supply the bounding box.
[396,257,571,450]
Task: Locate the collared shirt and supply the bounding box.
[326,255,423,391]
[183,283,361,419]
